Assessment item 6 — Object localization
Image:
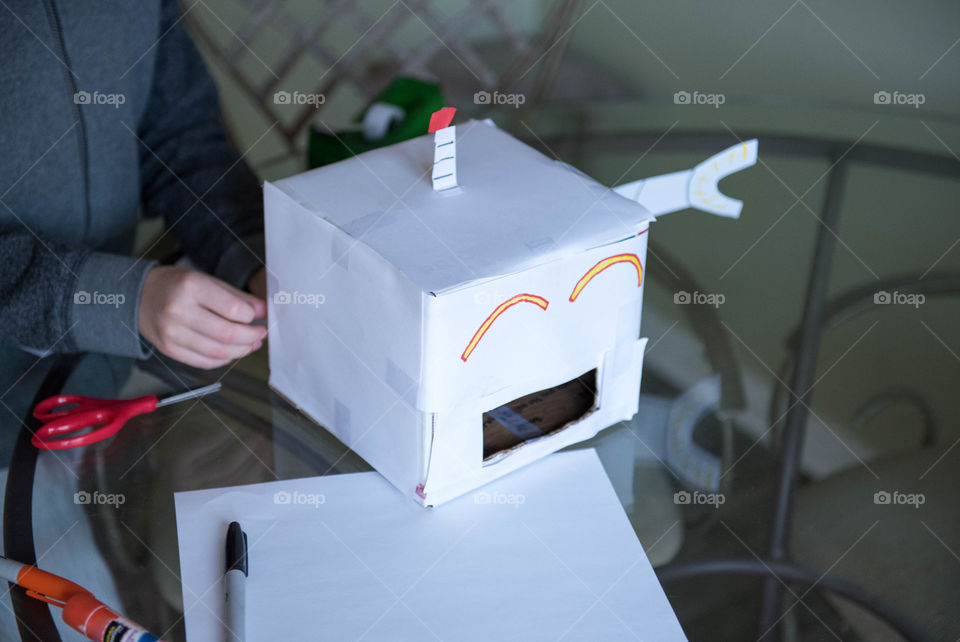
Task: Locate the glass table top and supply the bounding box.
[1,350,699,641]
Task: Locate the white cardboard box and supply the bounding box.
[264,119,756,506]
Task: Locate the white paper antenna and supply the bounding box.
[429,107,458,192]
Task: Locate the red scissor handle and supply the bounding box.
[31,395,158,450]
[34,394,114,421]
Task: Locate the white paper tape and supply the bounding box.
[362,102,405,141]
[385,359,418,408]
[335,399,351,432]
[330,232,351,270]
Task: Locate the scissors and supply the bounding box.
[31,382,222,450]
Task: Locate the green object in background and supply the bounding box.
[307,77,445,168]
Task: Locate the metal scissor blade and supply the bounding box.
[156,382,222,408]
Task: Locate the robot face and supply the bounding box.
[463,252,644,459]
[418,235,648,465]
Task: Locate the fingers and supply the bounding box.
[178,326,263,362]
[159,324,263,369]
[196,275,267,323]
[139,266,269,370]
[190,307,268,346]
[247,295,267,320]
[230,282,267,319]
[160,343,230,370]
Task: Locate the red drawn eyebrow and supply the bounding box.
[460,294,549,362]
[569,253,643,302]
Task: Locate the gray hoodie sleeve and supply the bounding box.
[137,0,265,291]
[0,232,154,357]
[1,0,260,360]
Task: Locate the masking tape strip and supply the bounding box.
[487,405,543,440]
[342,210,390,238]
[331,231,350,270]
[610,301,642,377]
[334,399,351,433]
[525,237,557,253]
[385,359,418,408]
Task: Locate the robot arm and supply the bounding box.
[614,139,758,218]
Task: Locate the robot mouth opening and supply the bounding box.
[481,369,598,461]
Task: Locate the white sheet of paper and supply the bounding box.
[175,450,686,641]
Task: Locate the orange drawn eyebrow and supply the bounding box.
[461,293,549,362]
[569,253,643,302]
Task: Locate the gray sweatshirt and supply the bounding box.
[0,0,265,362]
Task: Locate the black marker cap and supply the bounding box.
[225,521,248,576]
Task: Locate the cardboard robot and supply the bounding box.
[265,109,757,506]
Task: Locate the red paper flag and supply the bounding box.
[428,107,456,133]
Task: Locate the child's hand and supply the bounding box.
[138,266,267,369]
